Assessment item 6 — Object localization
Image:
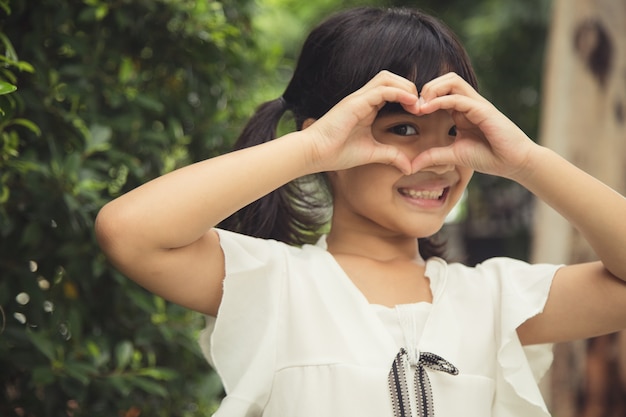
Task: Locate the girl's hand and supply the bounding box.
[303,71,420,175]
[412,72,538,180]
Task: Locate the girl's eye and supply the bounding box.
[448,125,457,136]
[390,124,418,136]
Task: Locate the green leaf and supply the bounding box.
[134,93,165,113]
[32,366,56,385]
[126,289,158,313]
[118,57,135,83]
[0,0,10,15]
[115,340,134,370]
[0,33,17,62]
[3,118,41,135]
[0,184,9,203]
[16,61,35,73]
[136,367,178,381]
[26,331,57,362]
[94,4,109,21]
[107,375,132,396]
[85,123,112,155]
[63,361,98,385]
[0,81,17,95]
[130,376,168,397]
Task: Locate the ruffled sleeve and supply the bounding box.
[477,258,562,417]
[198,229,288,416]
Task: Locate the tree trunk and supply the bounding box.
[532,0,626,416]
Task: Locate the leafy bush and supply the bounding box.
[0,0,273,415]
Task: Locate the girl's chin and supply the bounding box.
[392,220,447,239]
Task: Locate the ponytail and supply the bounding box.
[218,97,332,246]
[231,97,287,152]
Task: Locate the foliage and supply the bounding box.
[0,0,269,415]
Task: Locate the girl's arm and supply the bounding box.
[96,133,314,316]
[96,71,420,316]
[414,72,626,344]
[513,147,626,344]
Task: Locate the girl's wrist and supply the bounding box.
[510,144,554,189]
[273,129,329,177]
[293,128,336,174]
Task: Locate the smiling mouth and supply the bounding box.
[399,187,448,200]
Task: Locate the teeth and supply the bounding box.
[401,188,444,199]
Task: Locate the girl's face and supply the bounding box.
[329,109,473,239]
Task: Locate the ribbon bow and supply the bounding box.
[388,348,459,417]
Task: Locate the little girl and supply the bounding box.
[95,6,626,417]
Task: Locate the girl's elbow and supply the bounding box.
[95,202,132,262]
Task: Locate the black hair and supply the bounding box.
[219,7,478,259]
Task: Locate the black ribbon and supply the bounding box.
[388,349,459,417]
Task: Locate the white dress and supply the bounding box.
[199,229,561,417]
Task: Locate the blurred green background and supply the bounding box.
[0,0,550,415]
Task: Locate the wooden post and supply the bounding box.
[532,0,626,415]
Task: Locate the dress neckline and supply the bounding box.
[312,234,448,308]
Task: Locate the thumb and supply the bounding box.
[373,144,412,176]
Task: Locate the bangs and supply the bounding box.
[325,8,477,101]
[285,7,477,125]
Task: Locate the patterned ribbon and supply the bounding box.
[388,348,459,417]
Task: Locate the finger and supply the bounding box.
[420,73,477,99]
[420,72,482,103]
[410,145,460,173]
[418,94,490,127]
[343,71,421,119]
[369,70,419,95]
[373,143,413,175]
[352,85,419,118]
[357,71,419,109]
[374,86,419,106]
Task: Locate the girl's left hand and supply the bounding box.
[412,72,538,181]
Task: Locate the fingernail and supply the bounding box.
[418,96,426,106]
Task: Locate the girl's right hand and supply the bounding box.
[302,71,420,175]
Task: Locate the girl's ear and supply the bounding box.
[302,118,316,130]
